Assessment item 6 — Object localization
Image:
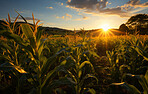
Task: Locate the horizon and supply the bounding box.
[0,0,148,30]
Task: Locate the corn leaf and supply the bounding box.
[21,24,36,49]
[0,62,14,71]
[0,30,27,46]
[79,61,94,72]
[41,65,65,88]
[80,74,98,86]
[132,46,148,61]
[126,73,148,93]
[50,77,75,89]
[111,82,141,93]
[15,11,28,23]
[41,56,57,76]
[87,88,96,94]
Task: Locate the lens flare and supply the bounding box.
[101,24,111,32]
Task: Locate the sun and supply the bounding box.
[101,24,111,32]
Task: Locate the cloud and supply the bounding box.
[56,2,64,6]
[123,0,148,8]
[83,15,89,19]
[66,0,148,17]
[65,13,72,18]
[127,0,140,5]
[56,16,65,19]
[46,7,53,9]
[56,13,72,20]
[65,5,80,11]
[74,18,81,21]
[67,0,109,10]
[17,10,31,15]
[99,7,130,17]
[74,14,89,21]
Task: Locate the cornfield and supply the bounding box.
[0,13,148,94]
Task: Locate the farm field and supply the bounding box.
[0,17,148,94]
[0,0,148,93]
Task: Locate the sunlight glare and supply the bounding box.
[101,24,111,32]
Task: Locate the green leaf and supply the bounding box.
[80,74,98,86]
[50,77,75,89]
[0,42,13,54]
[111,82,141,94]
[38,39,48,57]
[42,77,76,94]
[0,62,27,74]
[145,70,148,84]
[21,24,36,49]
[132,46,148,61]
[67,70,77,83]
[41,48,69,76]
[41,55,57,76]
[41,65,67,88]
[87,88,96,94]
[0,62,14,71]
[79,61,94,72]
[14,65,27,74]
[126,73,148,93]
[0,54,11,61]
[36,29,43,44]
[41,68,56,88]
[0,30,27,46]
[78,70,82,78]
[83,88,95,94]
[15,11,28,23]
[87,50,100,58]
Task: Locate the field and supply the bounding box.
[0,16,148,94]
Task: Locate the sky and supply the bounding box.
[0,0,148,30]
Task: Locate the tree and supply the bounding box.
[119,24,129,33]
[126,14,148,34]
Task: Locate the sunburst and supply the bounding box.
[101,24,111,32]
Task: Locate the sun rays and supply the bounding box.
[98,29,114,37]
[101,24,111,32]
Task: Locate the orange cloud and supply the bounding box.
[46,7,53,9]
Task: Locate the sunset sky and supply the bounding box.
[0,0,148,30]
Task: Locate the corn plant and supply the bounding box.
[110,69,148,94]
[0,13,75,94]
[0,14,27,94]
[106,35,148,82]
[57,44,99,94]
[107,35,148,93]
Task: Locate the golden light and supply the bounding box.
[97,24,115,37]
[101,24,111,32]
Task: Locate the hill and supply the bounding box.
[0,20,73,35]
[0,20,125,36]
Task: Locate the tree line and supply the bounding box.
[119,14,148,35]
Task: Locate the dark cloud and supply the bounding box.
[100,7,130,17]
[67,0,99,10]
[143,2,148,6]
[127,0,141,5]
[96,0,108,9]
[122,0,148,12]
[67,0,148,17]
[67,0,108,10]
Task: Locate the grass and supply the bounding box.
[0,13,148,94]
